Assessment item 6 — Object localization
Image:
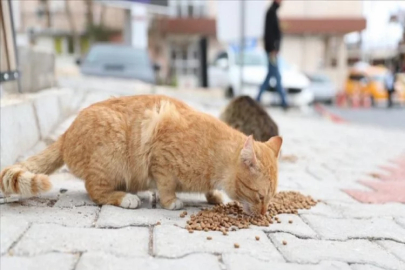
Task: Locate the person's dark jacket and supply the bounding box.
[264,2,281,53]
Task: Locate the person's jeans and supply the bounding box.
[256,55,288,107]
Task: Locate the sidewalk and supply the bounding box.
[1,79,405,270]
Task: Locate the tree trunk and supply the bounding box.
[84,0,94,45]
[99,5,106,27]
[64,0,80,55]
[84,0,94,29]
[44,0,51,28]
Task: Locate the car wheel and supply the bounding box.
[225,87,234,98]
[324,99,333,105]
[370,96,375,107]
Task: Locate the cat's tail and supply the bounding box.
[0,138,64,196]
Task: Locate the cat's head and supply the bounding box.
[231,135,282,216]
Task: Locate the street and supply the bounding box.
[1,76,405,270]
[321,105,405,130]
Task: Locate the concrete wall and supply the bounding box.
[2,47,55,94]
[282,35,325,74]
[0,88,84,169]
[17,0,125,33]
[278,1,363,18]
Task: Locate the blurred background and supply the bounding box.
[1,0,405,129]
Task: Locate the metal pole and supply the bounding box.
[8,0,22,93]
[239,0,245,94]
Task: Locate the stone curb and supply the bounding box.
[0,88,85,169]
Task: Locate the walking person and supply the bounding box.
[385,67,395,108]
[256,0,288,110]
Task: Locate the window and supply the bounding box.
[170,41,200,79]
[213,52,228,65]
[170,0,206,18]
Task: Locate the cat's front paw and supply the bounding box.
[165,198,184,210]
[206,190,223,205]
[120,194,141,209]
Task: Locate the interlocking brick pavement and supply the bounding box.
[344,155,405,203]
[2,78,405,270]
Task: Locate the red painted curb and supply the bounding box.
[343,155,405,203]
[314,104,346,123]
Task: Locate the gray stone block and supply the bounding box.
[330,203,405,218]
[302,215,405,242]
[0,216,29,254]
[252,214,318,239]
[377,241,405,263]
[13,224,149,257]
[76,252,222,270]
[96,205,200,228]
[395,218,405,229]
[0,205,99,228]
[269,233,404,270]
[223,255,351,270]
[350,264,386,270]
[1,253,78,270]
[153,225,284,261]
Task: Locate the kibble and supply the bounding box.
[188,230,194,234]
[184,191,317,233]
[156,221,161,225]
[207,236,212,240]
[288,220,293,224]
[255,236,260,241]
[282,240,287,245]
[234,243,240,248]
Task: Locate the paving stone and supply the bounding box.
[302,215,405,242]
[252,214,318,239]
[1,253,79,270]
[306,164,337,180]
[0,216,29,254]
[76,252,221,270]
[18,173,90,207]
[154,225,284,261]
[297,203,343,218]
[350,265,386,270]
[13,224,149,257]
[377,241,405,263]
[395,217,405,229]
[269,233,405,270]
[223,255,351,270]
[53,192,97,208]
[330,203,405,218]
[96,205,200,228]
[0,204,99,227]
[297,187,360,203]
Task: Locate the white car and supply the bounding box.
[306,73,337,104]
[208,49,313,106]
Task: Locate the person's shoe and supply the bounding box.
[282,105,290,111]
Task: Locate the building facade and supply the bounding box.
[13,0,125,55]
[151,0,366,88]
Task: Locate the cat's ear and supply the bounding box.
[241,135,257,167]
[266,136,282,157]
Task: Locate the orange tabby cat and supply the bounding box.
[0,95,282,215]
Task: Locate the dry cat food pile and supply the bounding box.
[184,191,318,233]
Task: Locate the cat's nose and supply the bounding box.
[261,205,266,215]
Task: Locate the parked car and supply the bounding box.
[208,49,313,106]
[306,73,337,104]
[345,65,405,106]
[77,44,156,84]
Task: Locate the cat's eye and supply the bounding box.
[258,194,264,201]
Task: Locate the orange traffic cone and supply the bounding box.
[352,94,361,108]
[362,95,372,108]
[336,92,346,107]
